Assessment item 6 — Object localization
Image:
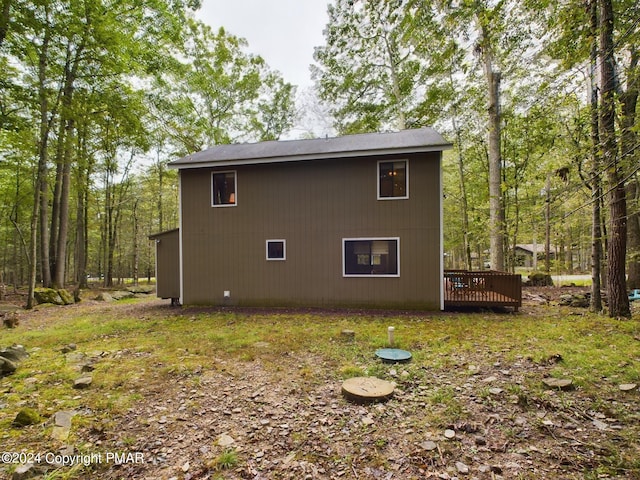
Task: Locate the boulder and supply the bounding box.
[73,376,93,389]
[0,345,28,363]
[33,288,64,305]
[94,292,114,302]
[527,272,554,287]
[559,293,590,308]
[57,289,75,305]
[127,285,155,294]
[51,410,76,441]
[110,290,135,300]
[0,356,18,375]
[13,407,41,427]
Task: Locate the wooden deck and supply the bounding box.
[444,270,522,311]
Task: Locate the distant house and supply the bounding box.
[514,244,556,268]
[153,128,452,309]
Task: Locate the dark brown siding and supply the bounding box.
[180,152,442,309]
[150,229,180,299]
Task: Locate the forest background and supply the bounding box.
[0,0,638,316]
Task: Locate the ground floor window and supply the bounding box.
[343,238,399,277]
[266,239,286,260]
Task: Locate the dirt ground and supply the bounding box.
[2,287,639,480]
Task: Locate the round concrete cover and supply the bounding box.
[375,348,412,363]
[342,376,395,403]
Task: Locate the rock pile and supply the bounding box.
[558,293,590,308]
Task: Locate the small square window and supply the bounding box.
[266,240,286,261]
[212,171,236,206]
[378,160,408,199]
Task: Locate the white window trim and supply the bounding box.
[266,239,286,261]
[211,170,237,207]
[342,237,400,277]
[377,159,409,200]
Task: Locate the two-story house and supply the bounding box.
[152,128,452,310]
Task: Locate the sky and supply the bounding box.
[196,0,331,89]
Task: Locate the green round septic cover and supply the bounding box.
[376,348,412,363]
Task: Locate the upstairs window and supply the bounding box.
[266,240,286,261]
[212,171,237,206]
[343,238,399,277]
[378,160,408,199]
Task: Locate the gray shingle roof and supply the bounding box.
[168,128,452,169]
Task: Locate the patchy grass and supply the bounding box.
[1,298,639,479]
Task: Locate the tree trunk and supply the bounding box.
[544,172,552,273]
[621,48,639,288]
[53,122,73,288]
[599,0,630,317]
[133,199,139,286]
[628,177,640,289]
[49,120,66,281]
[37,68,52,289]
[32,17,53,300]
[479,21,505,272]
[74,126,92,289]
[589,0,603,311]
[451,108,472,271]
[0,0,10,47]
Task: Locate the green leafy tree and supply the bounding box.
[150,20,295,153]
[313,0,429,134]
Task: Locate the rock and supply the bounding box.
[475,436,487,446]
[111,290,135,301]
[33,288,64,305]
[559,294,590,308]
[95,292,113,302]
[456,461,470,474]
[13,408,41,427]
[619,383,637,391]
[524,293,549,305]
[542,378,573,390]
[60,343,77,353]
[12,463,42,480]
[361,416,375,426]
[0,356,18,375]
[73,376,93,389]
[592,419,608,430]
[127,285,155,294]
[2,311,19,328]
[570,295,589,308]
[57,289,75,305]
[421,440,438,451]
[0,345,29,362]
[444,429,456,439]
[217,433,235,447]
[51,411,76,441]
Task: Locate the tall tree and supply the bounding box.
[150,20,295,153]
[599,0,630,317]
[313,0,427,134]
[589,0,604,311]
[475,3,506,271]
